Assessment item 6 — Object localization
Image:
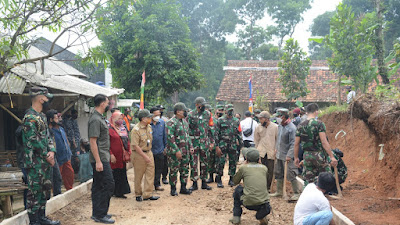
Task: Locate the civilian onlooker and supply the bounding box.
[109,111,131,198]
[89,94,115,224]
[234,113,241,120]
[240,111,258,148]
[78,138,93,183]
[156,104,169,185]
[123,108,133,132]
[150,106,167,191]
[292,108,302,127]
[293,172,336,225]
[254,111,278,191]
[64,109,81,174]
[347,86,356,104]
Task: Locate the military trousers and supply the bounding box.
[26,162,52,215]
[190,145,209,181]
[303,151,330,187]
[216,145,238,177]
[167,152,190,186]
[208,147,216,174]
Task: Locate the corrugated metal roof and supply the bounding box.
[117,99,140,107]
[0,73,26,94]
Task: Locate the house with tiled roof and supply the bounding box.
[216,60,347,115]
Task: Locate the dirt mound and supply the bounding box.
[321,96,400,224]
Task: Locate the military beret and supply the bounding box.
[137,109,152,120]
[29,86,53,98]
[194,97,206,105]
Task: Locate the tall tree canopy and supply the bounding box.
[309,11,335,60]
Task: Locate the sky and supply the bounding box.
[35,0,342,55]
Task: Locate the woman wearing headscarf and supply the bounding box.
[109,111,131,198]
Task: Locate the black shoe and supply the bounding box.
[162,178,168,184]
[171,186,178,196]
[136,196,143,202]
[38,209,60,225]
[216,176,224,188]
[180,183,192,195]
[91,216,115,224]
[228,176,235,187]
[105,214,113,219]
[201,180,212,190]
[189,181,198,191]
[143,196,160,201]
[28,212,41,225]
[206,173,214,183]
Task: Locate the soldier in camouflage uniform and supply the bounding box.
[187,97,214,191]
[206,104,224,183]
[294,103,338,187]
[22,87,60,225]
[329,148,347,194]
[64,109,81,174]
[166,103,194,196]
[215,104,243,188]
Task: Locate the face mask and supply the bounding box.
[217,113,223,117]
[105,105,110,113]
[199,105,205,112]
[42,100,50,110]
[262,121,267,127]
[160,111,164,117]
[183,111,188,118]
[115,120,123,126]
[153,116,160,122]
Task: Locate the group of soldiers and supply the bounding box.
[165,97,243,195]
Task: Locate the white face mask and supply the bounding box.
[153,116,160,122]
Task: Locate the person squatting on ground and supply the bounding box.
[229,148,271,225]
[293,172,336,225]
[131,109,160,202]
[109,111,131,198]
[294,103,338,187]
[270,109,302,201]
[150,106,167,191]
[254,111,278,191]
[215,104,243,188]
[166,103,194,196]
[88,94,115,224]
[187,97,214,191]
[22,86,60,225]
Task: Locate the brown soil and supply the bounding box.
[52,166,295,225]
[321,95,400,225]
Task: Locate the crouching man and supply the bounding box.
[230,147,271,225]
[293,172,336,225]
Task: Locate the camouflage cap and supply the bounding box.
[194,97,206,105]
[216,104,224,110]
[276,108,289,116]
[173,102,188,112]
[137,109,152,120]
[29,86,53,98]
[254,109,261,113]
[225,104,234,111]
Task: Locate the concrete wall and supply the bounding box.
[233,102,249,120]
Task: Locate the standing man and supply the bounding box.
[294,103,338,187]
[270,109,301,201]
[215,104,242,188]
[22,86,60,225]
[150,106,167,191]
[131,109,160,202]
[240,111,258,148]
[156,104,169,185]
[88,94,115,224]
[254,111,278,191]
[64,109,81,174]
[206,104,224,183]
[166,103,194,196]
[187,97,214,191]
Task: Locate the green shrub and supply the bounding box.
[319,104,348,117]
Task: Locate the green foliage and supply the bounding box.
[375,81,400,100]
[95,0,203,103]
[309,11,335,60]
[278,38,311,100]
[319,104,348,117]
[254,90,270,111]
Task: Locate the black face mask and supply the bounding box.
[227,110,233,116]
[217,113,223,117]
[183,111,188,118]
[160,111,164,117]
[105,105,110,113]
[262,121,268,127]
[199,105,205,112]
[42,100,51,110]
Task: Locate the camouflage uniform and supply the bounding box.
[64,117,80,172]
[187,108,214,181]
[215,105,243,178]
[330,149,347,184]
[166,116,193,187]
[296,118,331,187]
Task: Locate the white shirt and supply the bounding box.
[293,183,331,225]
[240,117,258,142]
[347,90,356,104]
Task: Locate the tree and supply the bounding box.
[309,11,335,60]
[0,0,101,75]
[95,0,203,102]
[278,38,311,101]
[236,25,274,60]
[374,0,389,84]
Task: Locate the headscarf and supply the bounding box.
[109,112,129,149]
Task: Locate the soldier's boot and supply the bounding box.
[229,216,241,225]
[216,175,224,188]
[180,183,192,195]
[38,209,60,225]
[189,181,198,191]
[28,212,41,225]
[201,180,212,190]
[289,180,301,201]
[270,179,283,197]
[258,217,269,225]
[228,176,235,187]
[170,185,178,196]
[206,173,214,183]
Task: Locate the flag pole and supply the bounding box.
[140,70,145,109]
[248,75,253,113]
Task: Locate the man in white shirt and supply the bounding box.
[347,86,356,104]
[240,111,258,148]
[293,172,336,225]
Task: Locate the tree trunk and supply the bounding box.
[375,0,390,84]
[337,75,342,105]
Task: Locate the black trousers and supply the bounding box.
[162,153,168,180]
[233,185,271,220]
[91,162,115,218]
[243,140,255,148]
[153,153,164,187]
[261,157,275,190]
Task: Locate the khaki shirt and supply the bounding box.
[254,123,278,159]
[131,123,153,152]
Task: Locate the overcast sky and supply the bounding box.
[36,0,342,55]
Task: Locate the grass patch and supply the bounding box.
[319,104,348,117]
